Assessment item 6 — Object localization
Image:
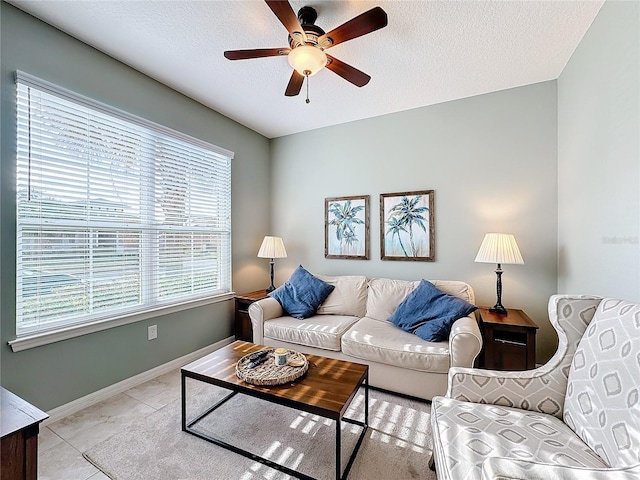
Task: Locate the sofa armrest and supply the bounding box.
[248,297,283,345]
[448,315,482,368]
[447,295,602,418]
[482,457,640,480]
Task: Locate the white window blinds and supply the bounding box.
[15,71,233,337]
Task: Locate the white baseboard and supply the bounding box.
[43,336,235,425]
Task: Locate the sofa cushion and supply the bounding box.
[430,280,475,304]
[263,314,360,351]
[431,396,608,480]
[388,279,478,342]
[365,278,475,322]
[365,278,420,321]
[563,298,640,467]
[341,317,451,373]
[269,265,335,319]
[315,275,368,317]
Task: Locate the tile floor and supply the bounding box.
[38,368,182,480]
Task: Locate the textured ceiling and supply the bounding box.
[9,0,604,139]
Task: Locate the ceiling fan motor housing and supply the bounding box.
[297,6,317,25]
[288,6,332,50]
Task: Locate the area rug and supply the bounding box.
[84,381,436,480]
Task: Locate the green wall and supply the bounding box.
[0,3,271,411]
[558,0,640,301]
[271,82,560,362]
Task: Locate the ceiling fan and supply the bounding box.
[224,1,388,101]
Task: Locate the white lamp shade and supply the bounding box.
[287,45,327,76]
[257,236,287,259]
[474,233,524,265]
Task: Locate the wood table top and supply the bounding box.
[479,307,539,329]
[182,341,368,419]
[1,387,48,438]
[234,290,270,301]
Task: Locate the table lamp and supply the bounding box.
[257,236,287,292]
[474,233,524,315]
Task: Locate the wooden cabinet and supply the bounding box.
[234,290,269,342]
[479,307,539,371]
[1,387,48,480]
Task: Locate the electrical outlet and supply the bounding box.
[148,325,158,340]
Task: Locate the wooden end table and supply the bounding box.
[479,307,539,371]
[234,290,269,342]
[1,387,48,480]
[181,340,369,480]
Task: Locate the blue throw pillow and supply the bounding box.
[388,279,477,342]
[269,265,335,319]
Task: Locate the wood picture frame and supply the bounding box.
[325,195,370,260]
[380,190,435,261]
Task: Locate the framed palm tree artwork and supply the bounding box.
[380,190,435,261]
[325,195,370,259]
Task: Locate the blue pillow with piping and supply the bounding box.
[269,265,335,319]
[388,279,477,342]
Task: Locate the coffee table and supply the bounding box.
[181,340,369,480]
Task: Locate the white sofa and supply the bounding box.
[430,294,640,479]
[249,275,483,400]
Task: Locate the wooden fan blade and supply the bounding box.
[319,7,388,48]
[224,48,290,60]
[325,55,371,87]
[285,70,304,96]
[265,1,307,44]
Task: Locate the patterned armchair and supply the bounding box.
[430,295,640,479]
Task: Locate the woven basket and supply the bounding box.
[236,348,309,386]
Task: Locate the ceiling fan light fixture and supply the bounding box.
[287,45,327,76]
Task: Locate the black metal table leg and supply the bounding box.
[181,371,186,431]
[339,375,369,480]
[365,372,369,426]
[336,417,342,480]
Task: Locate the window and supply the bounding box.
[15,71,233,339]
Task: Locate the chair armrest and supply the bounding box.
[447,365,562,413]
[449,315,482,367]
[482,457,640,480]
[447,295,602,418]
[248,297,283,345]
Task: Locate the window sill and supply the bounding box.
[8,292,235,352]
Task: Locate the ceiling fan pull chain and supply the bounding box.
[304,71,310,104]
